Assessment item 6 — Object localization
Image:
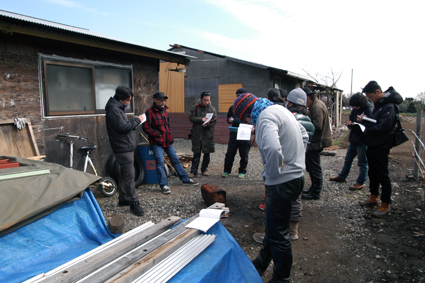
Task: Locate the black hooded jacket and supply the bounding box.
[347,102,373,145]
[105,97,141,154]
[363,87,403,148]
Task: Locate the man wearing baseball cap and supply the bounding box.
[143,92,198,194]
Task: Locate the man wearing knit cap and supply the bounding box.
[222,87,252,178]
[233,93,308,283]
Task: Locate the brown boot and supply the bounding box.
[359,194,379,206]
[290,222,299,241]
[372,202,390,217]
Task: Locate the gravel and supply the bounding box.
[94,136,425,282]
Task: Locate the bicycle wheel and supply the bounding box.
[106,154,119,183]
[108,152,145,187]
[98,177,117,197]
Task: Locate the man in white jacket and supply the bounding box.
[233,93,308,283]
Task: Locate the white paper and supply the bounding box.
[353,122,365,132]
[185,209,225,232]
[203,113,214,125]
[362,117,377,123]
[137,113,146,127]
[236,123,253,140]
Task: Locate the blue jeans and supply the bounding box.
[338,143,367,185]
[151,144,190,188]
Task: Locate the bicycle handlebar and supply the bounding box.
[58,133,89,140]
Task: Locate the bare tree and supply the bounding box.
[302,68,342,88]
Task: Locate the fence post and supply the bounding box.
[414,108,422,179]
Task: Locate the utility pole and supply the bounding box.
[350,69,353,96]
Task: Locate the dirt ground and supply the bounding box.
[96,113,425,283]
[224,114,425,283]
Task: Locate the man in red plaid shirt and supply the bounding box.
[143,92,198,194]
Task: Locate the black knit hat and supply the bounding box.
[236,88,247,97]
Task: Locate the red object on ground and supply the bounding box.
[0,159,20,169]
[201,184,226,206]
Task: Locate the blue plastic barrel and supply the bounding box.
[137,142,158,184]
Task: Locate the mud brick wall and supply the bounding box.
[0,33,159,157]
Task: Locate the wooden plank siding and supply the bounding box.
[218,83,243,113]
[168,113,231,144]
[159,62,185,113]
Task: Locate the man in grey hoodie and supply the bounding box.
[233,93,308,283]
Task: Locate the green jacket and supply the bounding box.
[294,112,315,148]
[189,103,217,153]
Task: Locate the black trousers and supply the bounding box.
[115,151,138,203]
[305,149,323,197]
[223,132,251,174]
[191,152,210,174]
[254,177,304,282]
[366,147,392,203]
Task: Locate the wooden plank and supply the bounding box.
[106,229,200,283]
[41,216,182,283]
[218,83,243,113]
[0,168,50,181]
[0,119,39,158]
[159,62,185,113]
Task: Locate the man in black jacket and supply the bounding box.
[105,86,145,216]
[330,93,373,190]
[222,87,251,178]
[358,81,403,217]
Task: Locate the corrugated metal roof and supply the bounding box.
[0,10,193,64]
[169,44,288,75]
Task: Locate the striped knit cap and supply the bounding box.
[233,93,258,122]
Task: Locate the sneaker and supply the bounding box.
[253,232,265,244]
[262,195,265,201]
[161,185,171,194]
[290,233,299,241]
[202,171,210,176]
[238,173,245,178]
[182,179,199,186]
[302,192,320,200]
[118,200,132,207]
[258,203,266,211]
[222,172,229,178]
[130,202,145,216]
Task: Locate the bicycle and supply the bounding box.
[57,133,117,197]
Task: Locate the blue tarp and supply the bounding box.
[171,223,263,283]
[0,189,117,283]
[0,189,262,283]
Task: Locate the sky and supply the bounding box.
[2,0,424,99]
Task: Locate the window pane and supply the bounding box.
[46,64,94,113]
[95,68,131,111]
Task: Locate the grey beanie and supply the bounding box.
[287,88,307,107]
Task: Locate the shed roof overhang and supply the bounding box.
[0,10,192,65]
